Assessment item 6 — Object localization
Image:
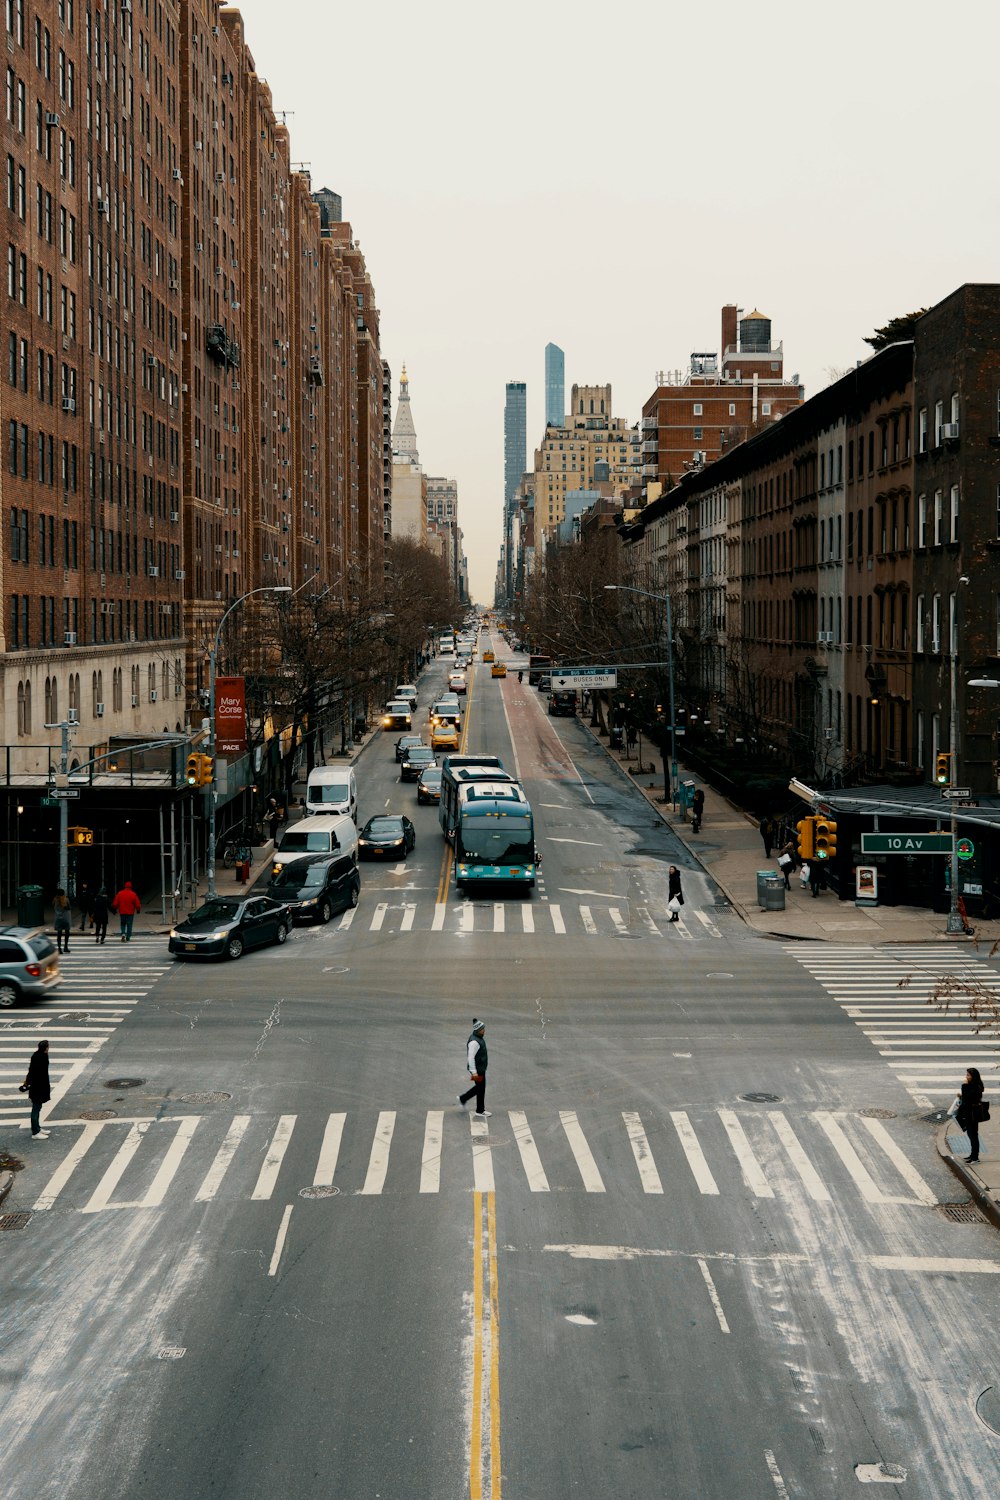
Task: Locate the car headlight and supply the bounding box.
[169,928,179,939]
[300,897,317,906]
[458,865,468,876]
[213,930,229,940]
[383,716,391,724]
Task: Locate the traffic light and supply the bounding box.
[796,816,815,861]
[198,754,214,787]
[186,753,200,787]
[814,817,838,861]
[68,826,93,846]
[935,752,951,785]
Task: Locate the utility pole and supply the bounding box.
[44,719,76,894]
[946,624,963,934]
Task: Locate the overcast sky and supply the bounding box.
[235,0,997,603]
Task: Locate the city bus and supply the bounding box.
[439,756,509,841]
[454,787,537,892]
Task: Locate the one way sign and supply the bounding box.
[553,667,618,689]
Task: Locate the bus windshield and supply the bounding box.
[459,819,533,865]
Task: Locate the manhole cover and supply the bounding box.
[0,1212,31,1230]
[103,1078,144,1090]
[741,1092,781,1104]
[939,1202,986,1224]
[977,1385,1000,1435]
[859,1108,897,1119]
[79,1110,117,1121]
[299,1185,339,1199]
[178,1092,232,1104]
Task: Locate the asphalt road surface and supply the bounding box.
[4,629,1000,1499]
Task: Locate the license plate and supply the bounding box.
[184,943,196,951]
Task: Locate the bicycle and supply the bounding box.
[219,823,260,868]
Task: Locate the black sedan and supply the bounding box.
[395,733,424,764]
[417,766,443,805]
[169,896,291,960]
[256,853,360,924]
[358,815,416,860]
[401,746,437,783]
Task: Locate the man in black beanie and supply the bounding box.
[457,1019,490,1118]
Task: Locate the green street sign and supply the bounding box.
[861,833,953,854]
[957,838,975,861]
[41,797,59,808]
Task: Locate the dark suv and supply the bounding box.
[258,853,361,924]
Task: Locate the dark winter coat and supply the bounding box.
[957,1078,984,1131]
[25,1046,51,1104]
[668,870,684,904]
[92,890,110,921]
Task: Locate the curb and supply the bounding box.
[936,1120,1000,1231]
[0,1168,13,1208]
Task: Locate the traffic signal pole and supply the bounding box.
[946,640,963,934]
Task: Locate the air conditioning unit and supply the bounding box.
[195,242,203,253]
[122,0,131,11]
[150,690,158,702]
[174,569,185,579]
[62,397,75,412]
[148,565,159,577]
[101,603,115,614]
[96,702,105,717]
[169,279,178,291]
[45,111,59,126]
[931,638,941,654]
[215,172,225,183]
[172,168,183,182]
[941,422,959,440]
[68,708,78,723]
[212,24,220,35]
[97,198,108,215]
[195,141,203,152]
[824,727,834,740]
[170,510,179,522]
[131,693,138,707]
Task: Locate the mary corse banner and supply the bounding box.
[216,676,247,754]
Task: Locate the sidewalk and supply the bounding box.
[587,724,1000,947]
[938,1120,1000,1230]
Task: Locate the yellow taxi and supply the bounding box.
[483,648,495,663]
[430,722,460,751]
[491,660,507,678]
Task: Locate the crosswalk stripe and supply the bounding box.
[493,903,505,934]
[195,1115,252,1201]
[560,1110,605,1192]
[251,1115,296,1200]
[769,1112,831,1201]
[508,1110,549,1191]
[672,917,693,940]
[638,907,661,937]
[370,903,387,932]
[420,1110,444,1193]
[814,1112,891,1204]
[81,1121,150,1213]
[137,1116,200,1207]
[580,906,597,936]
[33,1120,104,1210]
[401,903,416,932]
[470,1114,494,1191]
[860,1117,937,1206]
[432,902,447,931]
[459,904,474,933]
[359,1111,395,1195]
[609,907,629,936]
[338,907,356,931]
[550,904,565,935]
[314,1113,347,1188]
[693,909,721,939]
[521,905,534,934]
[718,1109,774,1197]
[622,1111,663,1193]
[670,1110,720,1194]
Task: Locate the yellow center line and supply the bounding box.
[488,1191,502,1499]
[470,1190,485,1500]
[469,1189,502,1500]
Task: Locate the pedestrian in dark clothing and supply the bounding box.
[808,860,824,898]
[112,880,141,941]
[668,865,684,921]
[458,1019,490,1118]
[92,887,110,944]
[759,817,774,858]
[691,788,705,833]
[53,889,72,953]
[77,881,94,933]
[777,841,796,890]
[626,724,637,755]
[19,1039,51,1138]
[267,797,282,844]
[955,1066,986,1163]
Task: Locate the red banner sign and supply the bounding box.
[216,676,247,754]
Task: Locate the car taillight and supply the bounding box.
[25,963,41,977]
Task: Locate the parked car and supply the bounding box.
[169,896,292,961]
[401,745,437,782]
[258,853,360,925]
[417,766,443,805]
[548,689,578,716]
[431,722,460,751]
[359,814,416,860]
[395,733,424,763]
[537,673,552,692]
[382,700,412,731]
[0,926,61,1007]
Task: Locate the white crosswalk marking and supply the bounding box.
[33,1120,105,1211]
[622,1111,663,1193]
[400,903,416,932]
[338,906,356,931]
[768,1112,831,1201]
[196,1115,251,1201]
[549,904,566,934]
[580,906,597,935]
[251,1115,296,1201]
[718,1109,774,1197]
[814,1112,891,1204]
[458,903,474,933]
[81,1121,150,1213]
[559,1110,605,1192]
[638,907,662,937]
[432,903,447,931]
[370,903,388,932]
[137,1116,200,1208]
[314,1113,346,1188]
[493,903,505,933]
[671,1110,720,1194]
[860,1116,937,1205]
[359,1111,395,1195]
[693,909,721,939]
[341,896,729,941]
[420,1110,444,1193]
[508,1110,549,1191]
[470,1114,494,1191]
[609,908,629,936]
[521,905,534,934]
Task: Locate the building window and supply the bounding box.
[934,400,944,445]
[950,484,959,543]
[933,490,943,546]
[918,408,928,453]
[761,402,771,416]
[931,594,941,653]
[693,428,703,442]
[915,594,924,652]
[917,493,927,547]
[728,403,736,417]
[693,403,702,416]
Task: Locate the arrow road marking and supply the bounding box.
[547,838,603,847]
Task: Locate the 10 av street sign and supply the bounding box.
[861,833,953,854]
[553,666,618,689]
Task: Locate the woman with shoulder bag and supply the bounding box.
[667,865,684,922]
[955,1066,986,1164]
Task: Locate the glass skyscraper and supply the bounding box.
[545,343,565,428]
[504,382,527,504]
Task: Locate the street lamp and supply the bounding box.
[207,585,291,897]
[604,582,678,807]
[942,578,970,935]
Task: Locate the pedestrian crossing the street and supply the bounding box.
[787,944,1000,1109]
[19,1102,939,1217]
[0,935,170,1124]
[312,896,725,942]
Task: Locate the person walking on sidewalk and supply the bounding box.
[112,880,141,942]
[457,1018,491,1118]
[758,816,774,859]
[691,787,705,834]
[76,880,94,933]
[53,889,72,953]
[92,886,109,944]
[19,1039,51,1139]
[668,865,684,921]
[955,1066,986,1164]
[808,860,825,898]
[777,840,797,890]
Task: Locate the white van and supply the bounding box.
[273,814,358,874]
[305,766,358,820]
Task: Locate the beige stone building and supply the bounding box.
[390,367,426,543]
[533,384,640,534]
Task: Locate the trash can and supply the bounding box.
[17,884,45,926]
[756,871,785,911]
[609,726,624,750]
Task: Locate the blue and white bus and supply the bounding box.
[454,784,537,893]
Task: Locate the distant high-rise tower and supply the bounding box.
[545,343,565,428]
[313,187,343,229]
[504,382,526,504]
[392,364,420,465]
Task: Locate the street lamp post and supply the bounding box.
[605,583,678,808]
[207,585,290,898]
[944,578,970,935]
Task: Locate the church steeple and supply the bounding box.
[392,362,420,466]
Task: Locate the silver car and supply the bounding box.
[0,926,62,1007]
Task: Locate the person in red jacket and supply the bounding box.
[111,880,141,942]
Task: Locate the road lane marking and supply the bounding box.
[432,902,447,931]
[268,1204,293,1276]
[623,1111,663,1193]
[251,1115,296,1200]
[869,1256,1000,1273]
[401,903,416,931]
[338,906,356,931]
[860,1117,937,1205]
[764,1449,790,1499]
[471,1114,495,1191]
[459,903,474,933]
[549,903,565,934]
[719,1109,774,1198]
[196,1115,251,1201]
[670,1111,720,1194]
[814,1112,890,1204]
[697,1257,730,1333]
[359,1111,395,1194]
[769,1112,831,1201]
[508,1110,549,1191]
[493,903,505,934]
[136,1116,200,1207]
[421,1110,444,1193]
[33,1120,106,1210]
[488,1192,501,1499]
[548,838,602,846]
[81,1121,150,1213]
[370,903,388,932]
[580,906,597,935]
[314,1112,346,1187]
[559,1110,605,1192]
[542,1244,809,1264]
[609,907,629,936]
[470,1193,485,1500]
[638,907,662,936]
[521,905,534,934]
[693,909,721,938]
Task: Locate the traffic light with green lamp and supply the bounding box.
[935,751,951,786]
[186,752,200,787]
[814,816,838,861]
[796,816,815,861]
